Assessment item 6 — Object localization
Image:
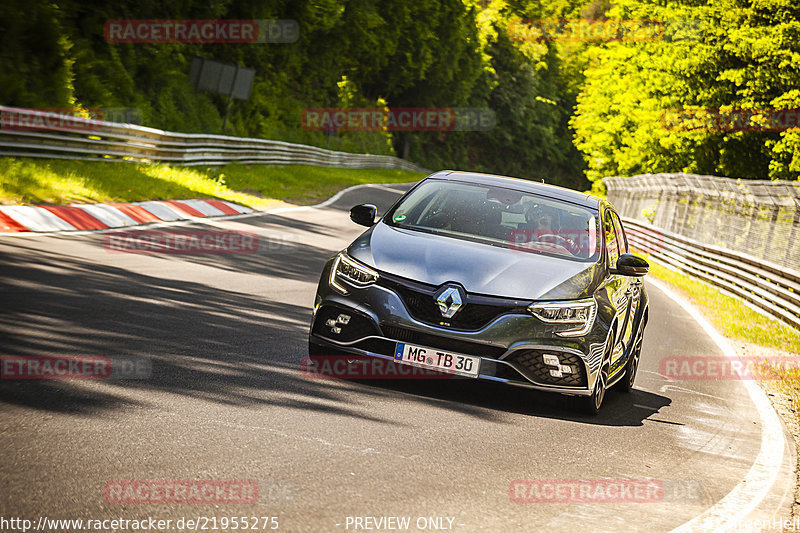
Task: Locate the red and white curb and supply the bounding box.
[0,199,252,233]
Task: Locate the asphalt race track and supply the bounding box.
[0,183,795,532]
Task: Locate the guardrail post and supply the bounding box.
[784,199,800,268]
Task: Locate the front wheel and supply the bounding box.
[578,334,614,415]
[620,322,645,393]
[579,361,609,415]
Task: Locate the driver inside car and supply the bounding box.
[524,203,579,253]
[528,204,556,232]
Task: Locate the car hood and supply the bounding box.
[348,222,603,300]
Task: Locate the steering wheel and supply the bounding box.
[538,233,580,255]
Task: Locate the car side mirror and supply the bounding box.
[350,204,377,227]
[610,253,649,277]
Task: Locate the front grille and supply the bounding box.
[312,305,380,343]
[380,324,507,359]
[378,275,529,330]
[506,350,587,388]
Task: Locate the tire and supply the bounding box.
[620,322,644,393]
[579,362,609,415]
[304,340,326,376]
[578,335,614,415]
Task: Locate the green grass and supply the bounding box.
[641,253,800,355]
[0,158,427,209]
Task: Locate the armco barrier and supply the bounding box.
[621,216,800,329]
[605,173,800,330]
[0,106,425,171]
[604,174,800,273]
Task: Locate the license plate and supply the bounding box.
[393,342,481,377]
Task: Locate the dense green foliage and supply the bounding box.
[2,0,798,191]
[571,0,800,189]
[0,0,589,188]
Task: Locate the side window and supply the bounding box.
[603,209,619,267]
[611,212,628,254]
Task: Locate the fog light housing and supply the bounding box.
[543,354,560,366]
[325,313,351,335]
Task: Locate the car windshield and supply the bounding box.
[386,179,600,262]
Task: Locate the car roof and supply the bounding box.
[426,170,603,209]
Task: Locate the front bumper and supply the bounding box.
[310,261,609,396]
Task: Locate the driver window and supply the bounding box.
[603,210,620,267]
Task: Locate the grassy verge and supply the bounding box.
[0,158,427,210]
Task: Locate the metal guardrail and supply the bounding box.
[604,173,800,273]
[622,216,800,330]
[0,106,426,172]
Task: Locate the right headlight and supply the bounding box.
[528,297,597,337]
[329,252,379,295]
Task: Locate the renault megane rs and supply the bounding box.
[309,171,649,413]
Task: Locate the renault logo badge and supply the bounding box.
[435,285,464,319]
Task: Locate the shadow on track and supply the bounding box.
[0,182,668,427]
[0,236,404,424]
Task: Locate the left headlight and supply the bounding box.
[329,252,379,295]
[528,297,597,337]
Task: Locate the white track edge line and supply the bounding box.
[651,277,788,532]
